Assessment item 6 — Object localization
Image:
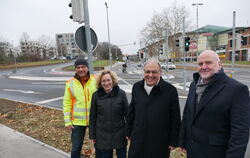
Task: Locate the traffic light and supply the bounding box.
[160,44,163,54]
[184,37,190,51]
[241,36,247,45]
[137,52,139,58]
[141,52,144,58]
[69,0,84,23]
[175,39,180,47]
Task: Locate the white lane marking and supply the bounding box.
[3,89,39,94]
[32,82,65,85]
[9,76,71,81]
[36,96,64,104]
[118,77,132,86]
[119,85,132,94]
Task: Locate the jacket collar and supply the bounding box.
[97,84,119,97]
[74,73,90,82]
[193,68,225,85]
[140,77,165,91]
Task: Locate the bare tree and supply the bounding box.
[140,1,194,58]
[93,42,123,60]
[20,32,30,56]
[58,44,67,57]
[38,34,54,59]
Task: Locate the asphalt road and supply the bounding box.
[0,61,249,157]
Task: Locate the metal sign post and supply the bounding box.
[183,16,187,92]
[231,11,236,78]
[83,0,94,74]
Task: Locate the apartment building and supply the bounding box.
[226,27,250,61]
[0,42,11,56]
[55,33,81,58]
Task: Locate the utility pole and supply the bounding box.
[83,0,94,74]
[230,11,236,78]
[105,2,112,70]
[163,30,169,81]
[11,41,17,73]
[182,16,187,92]
[192,3,203,59]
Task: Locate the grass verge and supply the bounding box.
[0,60,70,70]
[63,60,116,71]
[0,98,93,157]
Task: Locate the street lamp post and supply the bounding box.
[105,2,112,70]
[192,3,203,58]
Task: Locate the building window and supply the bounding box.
[230,40,232,47]
[242,36,247,45]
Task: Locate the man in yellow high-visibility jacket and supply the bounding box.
[63,58,96,158]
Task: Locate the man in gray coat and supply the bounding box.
[179,50,250,158]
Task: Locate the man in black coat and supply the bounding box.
[179,50,250,158]
[126,58,181,158]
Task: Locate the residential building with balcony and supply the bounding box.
[0,41,11,57]
[55,33,81,58]
[226,27,250,61]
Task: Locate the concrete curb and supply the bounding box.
[0,124,70,158]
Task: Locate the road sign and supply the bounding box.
[75,26,98,52]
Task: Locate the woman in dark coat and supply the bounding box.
[89,70,129,158]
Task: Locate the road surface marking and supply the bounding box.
[3,89,39,94]
[36,96,64,104]
[9,76,71,81]
[32,82,65,85]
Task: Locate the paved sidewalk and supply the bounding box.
[0,124,70,158]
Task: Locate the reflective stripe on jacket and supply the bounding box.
[63,75,96,126]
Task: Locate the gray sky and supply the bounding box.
[0,0,249,55]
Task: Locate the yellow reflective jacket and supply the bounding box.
[63,75,96,126]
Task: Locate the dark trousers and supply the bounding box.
[95,147,127,158]
[71,125,87,158]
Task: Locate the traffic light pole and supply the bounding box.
[163,30,169,82]
[83,0,94,74]
[182,16,187,92]
[230,11,236,78]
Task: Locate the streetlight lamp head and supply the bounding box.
[105,2,108,7]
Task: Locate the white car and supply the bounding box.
[59,56,66,60]
[161,63,176,70]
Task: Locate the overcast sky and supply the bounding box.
[0,0,249,55]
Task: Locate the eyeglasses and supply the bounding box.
[144,70,160,74]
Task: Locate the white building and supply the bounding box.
[55,33,81,58]
[0,42,11,57]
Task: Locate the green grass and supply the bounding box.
[222,61,250,65]
[63,60,113,71]
[0,60,70,70]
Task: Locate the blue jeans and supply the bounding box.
[95,147,127,158]
[71,125,87,158]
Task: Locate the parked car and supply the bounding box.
[59,56,66,60]
[161,63,176,70]
[66,56,73,60]
[49,57,57,60]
